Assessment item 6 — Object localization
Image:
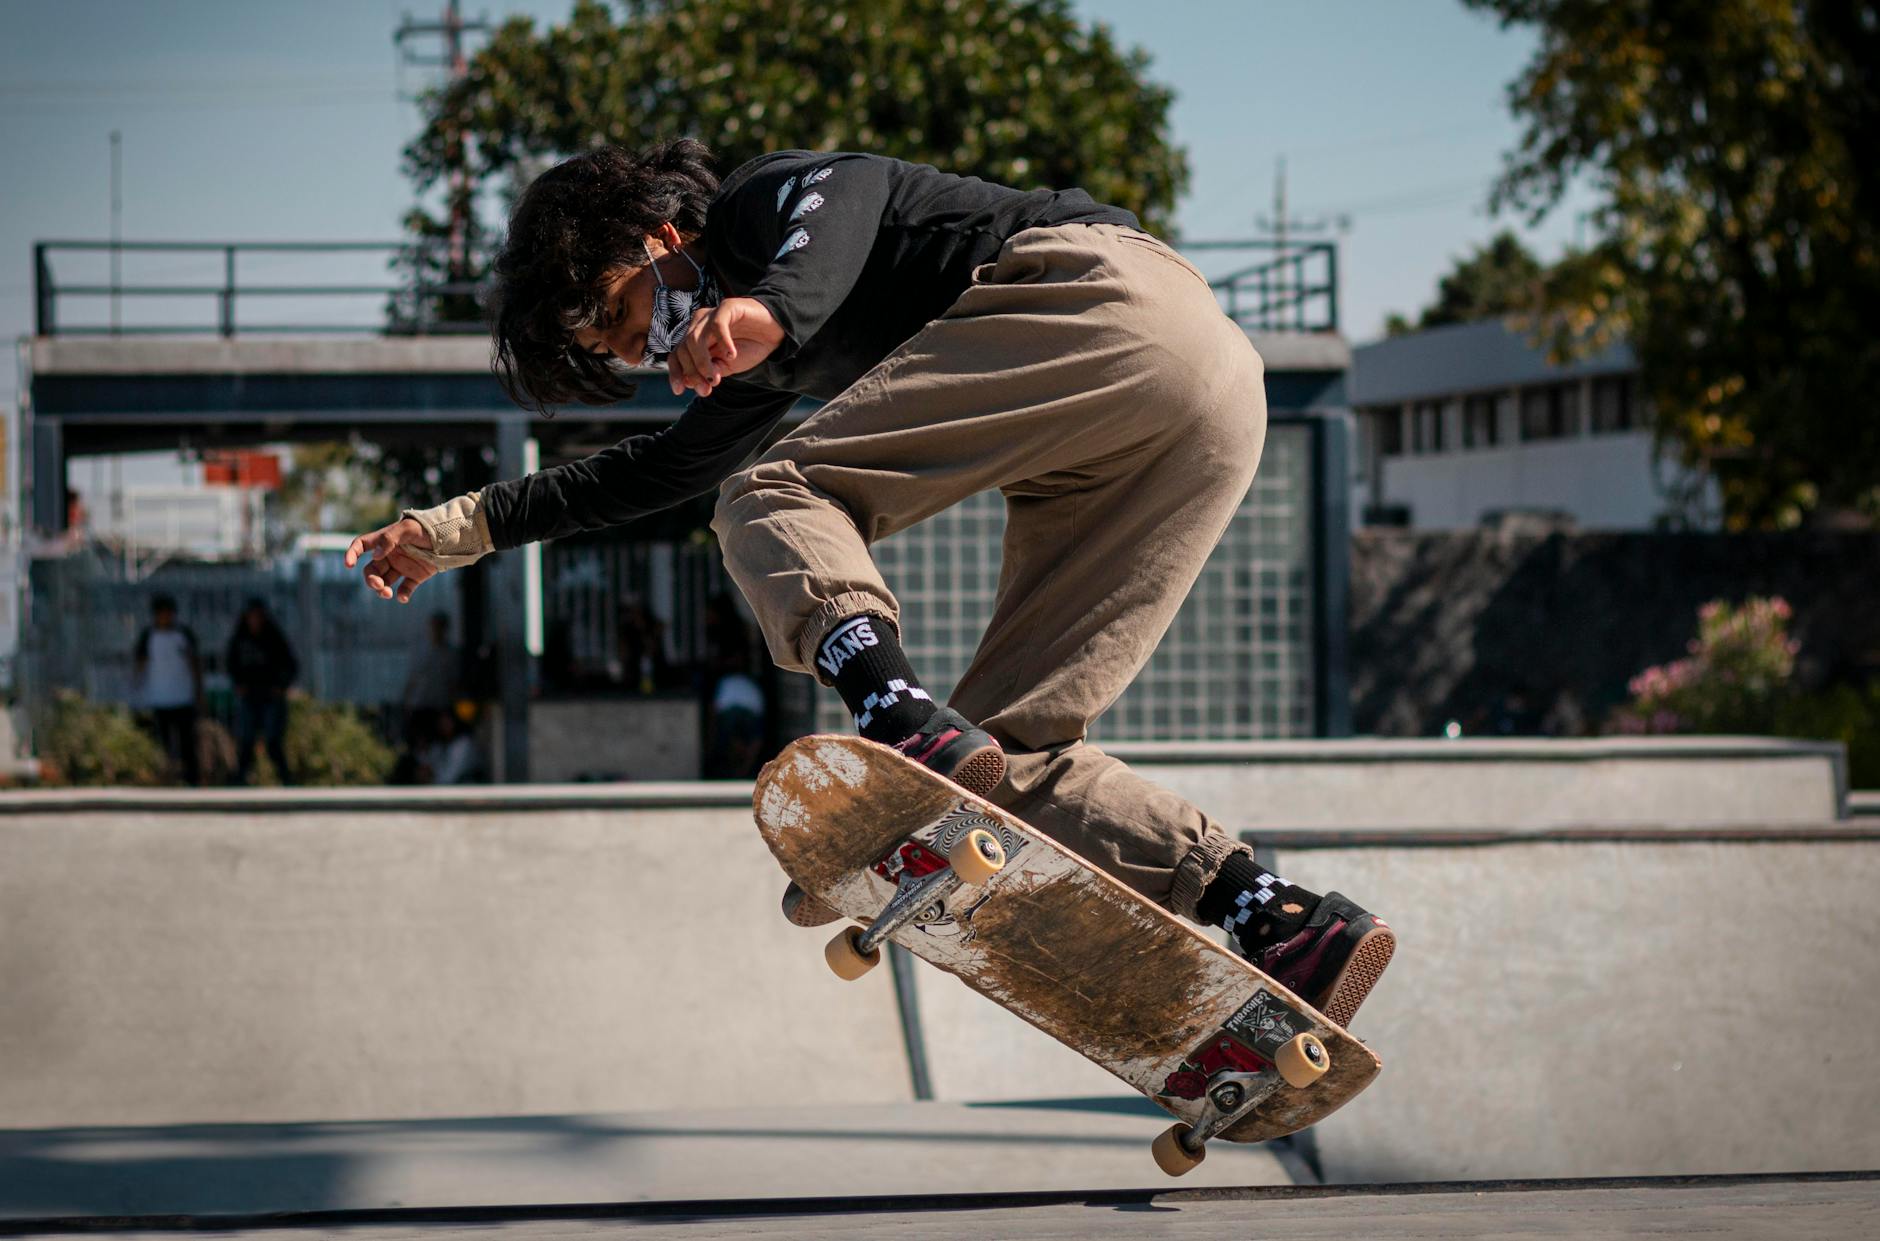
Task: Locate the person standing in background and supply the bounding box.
[401,612,461,749]
[133,594,202,786]
[226,598,299,785]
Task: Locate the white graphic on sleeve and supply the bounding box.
[803,166,833,186]
[774,227,810,260]
[788,191,825,222]
[775,176,797,212]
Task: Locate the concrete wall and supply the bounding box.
[1380,429,1667,531]
[0,792,910,1127]
[1111,736,1845,830]
[1286,836,1880,1181]
[2,739,1868,1182]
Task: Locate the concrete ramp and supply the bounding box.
[0,1101,1301,1220]
[0,737,1867,1188]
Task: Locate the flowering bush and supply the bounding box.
[1614,597,1801,735]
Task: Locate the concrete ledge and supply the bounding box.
[28,337,683,379]
[1111,736,1847,829]
[1,736,1841,827]
[0,781,759,814]
[30,336,502,376]
[1245,330,1351,372]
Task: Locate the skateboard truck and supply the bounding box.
[1152,1032,1330,1177]
[824,828,1006,980]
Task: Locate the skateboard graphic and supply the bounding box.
[753,734,1382,1175]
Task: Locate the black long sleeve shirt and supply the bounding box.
[480,151,1138,549]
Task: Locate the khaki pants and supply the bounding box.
[712,223,1267,918]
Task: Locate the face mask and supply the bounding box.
[640,240,719,366]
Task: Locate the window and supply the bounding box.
[1591,375,1636,433]
[1520,384,1581,441]
[1371,408,1404,458]
[1412,400,1444,454]
[1463,394,1499,449]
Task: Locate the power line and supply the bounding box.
[0,73,395,98]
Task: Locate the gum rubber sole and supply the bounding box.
[781,882,842,928]
[948,745,1007,797]
[1316,925,1397,1029]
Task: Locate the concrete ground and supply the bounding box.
[0,1101,1303,1220]
[2,1175,1873,1239]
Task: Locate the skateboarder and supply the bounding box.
[346,140,1395,1026]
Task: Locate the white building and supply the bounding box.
[1349,320,1715,530]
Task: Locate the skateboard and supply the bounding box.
[752,734,1383,1176]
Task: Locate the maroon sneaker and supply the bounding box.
[1250,892,1396,1029]
[781,881,842,928]
[890,707,1006,796]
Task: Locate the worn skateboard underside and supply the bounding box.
[754,735,1380,1142]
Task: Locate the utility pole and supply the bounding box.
[395,2,489,276]
[1256,157,1348,330]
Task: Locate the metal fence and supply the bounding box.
[813,416,1350,741]
[33,236,1338,338]
[33,240,485,337]
[19,547,465,731]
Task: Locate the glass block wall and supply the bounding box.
[815,421,1318,740]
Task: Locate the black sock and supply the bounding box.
[1197,853,1320,952]
[816,613,938,744]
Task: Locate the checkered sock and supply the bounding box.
[816,613,938,744]
[1196,852,1319,952]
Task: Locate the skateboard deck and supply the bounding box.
[753,734,1382,1173]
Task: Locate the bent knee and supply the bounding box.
[714,458,798,531]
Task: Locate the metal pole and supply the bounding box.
[34,244,53,336]
[221,246,236,337]
[1310,416,1353,738]
[1326,243,1340,334]
[109,131,121,334]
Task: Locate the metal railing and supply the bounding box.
[33,240,485,337]
[1187,238,1339,334]
[34,235,1339,338]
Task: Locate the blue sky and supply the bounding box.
[0,0,1594,414]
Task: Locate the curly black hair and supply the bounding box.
[488,138,720,416]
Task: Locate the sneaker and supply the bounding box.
[781,881,841,928]
[889,707,1006,797]
[780,711,1006,928]
[1248,892,1396,1029]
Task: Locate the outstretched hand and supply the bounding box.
[668,296,785,398]
[345,516,435,604]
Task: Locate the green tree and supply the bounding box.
[1466,0,1880,529]
[1386,229,1545,335]
[401,0,1190,285]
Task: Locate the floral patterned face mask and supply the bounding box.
[640,240,720,366]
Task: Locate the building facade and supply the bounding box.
[1349,319,1715,531]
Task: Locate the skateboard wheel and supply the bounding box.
[1275,1032,1330,1089]
[824,925,881,981]
[1152,1123,1205,1177]
[947,828,1006,885]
